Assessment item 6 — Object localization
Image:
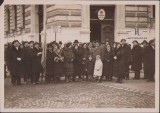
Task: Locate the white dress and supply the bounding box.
[93,59,103,77]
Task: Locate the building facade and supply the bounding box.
[4,4,155,44]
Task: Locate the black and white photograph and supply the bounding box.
[0,0,159,112]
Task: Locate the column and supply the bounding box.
[30,5,36,40]
[80,5,90,42]
[114,5,126,42]
[41,5,47,44]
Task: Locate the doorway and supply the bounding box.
[90,5,115,44]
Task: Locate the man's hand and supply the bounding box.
[17,58,21,61]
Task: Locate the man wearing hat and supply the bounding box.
[131,40,142,80]
[46,43,54,83]
[30,42,43,85]
[73,40,79,46]
[146,39,155,82]
[28,41,35,83]
[141,40,149,79]
[120,39,131,80]
[10,40,23,86]
[23,41,31,83]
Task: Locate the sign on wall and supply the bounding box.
[98,9,105,20]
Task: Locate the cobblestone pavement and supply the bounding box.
[4,73,155,108]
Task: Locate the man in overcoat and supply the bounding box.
[28,41,34,83]
[141,40,149,79]
[10,40,24,86]
[120,39,131,80]
[131,40,142,79]
[146,39,155,82]
[30,42,43,85]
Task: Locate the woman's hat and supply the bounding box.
[66,42,72,48]
[149,39,155,45]
[29,41,34,44]
[141,40,148,45]
[132,40,138,44]
[23,41,29,45]
[47,43,52,48]
[34,42,39,46]
[12,40,19,45]
[74,40,79,44]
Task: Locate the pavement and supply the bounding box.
[4,72,155,108]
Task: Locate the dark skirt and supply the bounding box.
[64,62,74,76]
[53,62,64,76]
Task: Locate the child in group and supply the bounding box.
[93,55,103,83]
[86,55,94,81]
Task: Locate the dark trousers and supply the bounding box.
[74,64,82,79]
[65,74,72,82]
[117,74,122,82]
[24,73,29,82]
[135,70,140,79]
[104,63,113,80]
[148,70,155,81]
[143,62,148,79]
[124,63,129,79]
[33,72,40,83]
[11,74,21,85]
[46,74,52,83]
[53,75,59,82]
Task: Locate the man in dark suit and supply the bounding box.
[141,40,149,79]
[10,40,24,86]
[120,39,132,80]
[146,39,155,82]
[131,40,142,80]
[30,42,43,85]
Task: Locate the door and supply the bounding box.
[90,5,115,43]
[101,23,114,44]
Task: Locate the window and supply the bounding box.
[22,5,25,28]
[13,5,17,29]
[125,5,150,28]
[7,6,10,32]
[153,5,155,18]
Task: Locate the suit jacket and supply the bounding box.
[131,45,142,71]
[10,46,24,75]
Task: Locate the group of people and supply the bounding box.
[4,38,155,86]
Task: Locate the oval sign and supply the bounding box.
[98,9,105,20]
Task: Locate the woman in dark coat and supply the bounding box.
[46,44,54,83]
[72,44,82,81]
[81,43,89,80]
[113,43,123,83]
[146,39,155,82]
[141,40,149,79]
[131,40,142,80]
[10,40,24,86]
[112,42,118,77]
[88,42,93,57]
[103,44,113,81]
[52,43,64,83]
[19,44,25,82]
[86,55,94,80]
[63,42,75,82]
[23,42,31,83]
[30,42,43,85]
